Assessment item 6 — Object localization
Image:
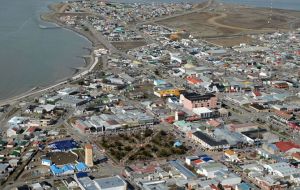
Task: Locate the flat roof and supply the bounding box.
[193,131,228,147]
[94,175,126,189]
[182,92,215,101]
[169,160,197,179]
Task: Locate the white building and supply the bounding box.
[197,162,228,178]
[264,162,300,178]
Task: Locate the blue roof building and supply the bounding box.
[50,164,74,176]
[201,157,213,162]
[173,140,183,147]
[75,162,89,172]
[236,182,251,190]
[76,172,88,178]
[48,139,78,152]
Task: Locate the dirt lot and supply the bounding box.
[157,12,224,37]
[112,41,147,51]
[156,3,300,40]
[205,35,257,47]
[217,8,291,30]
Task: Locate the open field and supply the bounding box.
[112,41,147,51]
[156,3,300,46]
[205,35,257,47]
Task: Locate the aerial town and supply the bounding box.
[1,0,300,189]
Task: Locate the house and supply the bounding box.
[197,162,228,178]
[31,183,43,190]
[262,143,280,155]
[186,76,202,86]
[215,171,242,186]
[50,164,74,176]
[185,156,201,166]
[41,159,52,167]
[224,150,239,162]
[228,123,258,133]
[191,131,229,150]
[290,173,300,185]
[169,160,197,180]
[192,107,214,119]
[64,177,78,189]
[7,127,19,137]
[153,86,181,97]
[0,163,11,174]
[275,141,300,155]
[235,183,252,190]
[292,152,300,161]
[264,162,300,178]
[180,92,218,110]
[9,159,19,167]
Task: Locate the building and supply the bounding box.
[275,141,300,155]
[50,164,74,176]
[180,93,218,110]
[197,162,228,178]
[64,177,78,189]
[228,123,258,133]
[74,119,92,134]
[154,86,181,97]
[264,162,300,178]
[47,139,78,152]
[169,160,197,180]
[55,96,87,108]
[85,144,93,167]
[75,173,127,190]
[224,150,239,162]
[41,159,52,166]
[93,175,127,190]
[192,107,214,119]
[191,131,229,150]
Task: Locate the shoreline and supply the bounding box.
[0,5,99,107]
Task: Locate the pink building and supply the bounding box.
[180,93,218,110]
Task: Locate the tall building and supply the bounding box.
[85,144,93,167]
[180,92,218,110]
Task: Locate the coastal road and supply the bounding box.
[0,54,99,107]
[84,23,118,54]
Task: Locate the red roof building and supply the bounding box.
[292,152,300,161]
[275,141,300,154]
[207,119,221,128]
[186,76,202,85]
[252,90,262,97]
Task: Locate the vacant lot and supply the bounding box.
[205,35,257,47]
[112,41,147,51]
[156,4,300,39]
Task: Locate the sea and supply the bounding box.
[0,0,91,100]
[0,0,299,100]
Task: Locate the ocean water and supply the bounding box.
[0,0,91,100]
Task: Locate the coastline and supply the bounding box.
[0,4,99,107]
